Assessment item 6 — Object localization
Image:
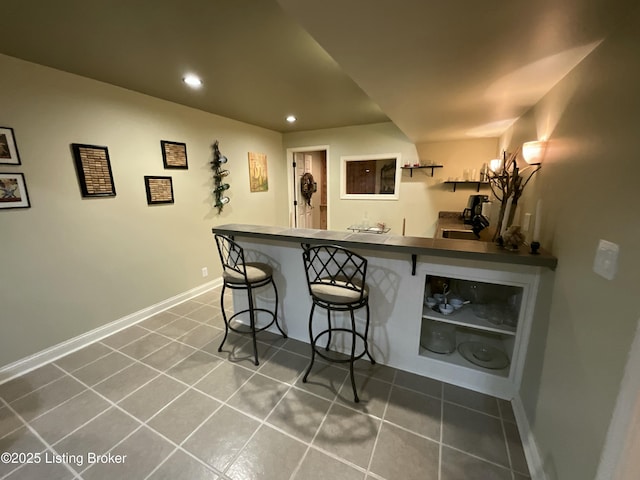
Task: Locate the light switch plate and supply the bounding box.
[593,239,619,280]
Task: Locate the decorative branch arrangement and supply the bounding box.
[488,149,541,242]
[210,140,230,214]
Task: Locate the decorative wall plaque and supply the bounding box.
[0,172,30,209]
[248,152,268,192]
[0,127,21,165]
[144,176,174,204]
[161,140,188,169]
[71,144,116,197]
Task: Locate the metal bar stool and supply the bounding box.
[301,244,375,402]
[214,234,286,365]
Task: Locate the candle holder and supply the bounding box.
[530,241,540,255]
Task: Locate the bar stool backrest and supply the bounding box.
[214,234,248,282]
[302,245,368,303]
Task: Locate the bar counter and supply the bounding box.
[211,223,554,399]
[212,223,557,270]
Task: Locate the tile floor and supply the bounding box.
[0,287,531,479]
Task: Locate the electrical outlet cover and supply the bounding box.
[593,239,619,280]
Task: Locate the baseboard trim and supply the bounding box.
[512,394,548,480]
[0,278,223,385]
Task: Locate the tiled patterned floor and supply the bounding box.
[0,287,531,479]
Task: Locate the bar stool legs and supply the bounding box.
[302,304,375,403]
[217,275,284,366]
[301,244,374,402]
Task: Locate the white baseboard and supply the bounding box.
[0,278,223,385]
[512,394,548,480]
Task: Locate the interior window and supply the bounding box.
[341,154,401,200]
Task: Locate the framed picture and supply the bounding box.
[248,152,268,192]
[71,143,116,197]
[161,140,188,169]
[0,172,30,209]
[144,176,174,204]
[0,127,21,165]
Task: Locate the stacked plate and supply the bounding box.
[458,341,510,369]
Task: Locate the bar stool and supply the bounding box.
[214,234,286,365]
[301,244,375,402]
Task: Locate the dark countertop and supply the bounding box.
[212,223,558,270]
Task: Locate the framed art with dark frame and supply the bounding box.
[161,140,188,169]
[144,176,174,205]
[0,127,21,165]
[0,172,31,209]
[71,143,116,197]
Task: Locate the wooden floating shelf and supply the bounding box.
[444,181,490,192]
[401,165,443,177]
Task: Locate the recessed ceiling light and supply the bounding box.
[286,115,297,123]
[183,74,203,88]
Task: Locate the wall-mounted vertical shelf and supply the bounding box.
[401,165,443,177]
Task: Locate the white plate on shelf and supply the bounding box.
[458,341,510,370]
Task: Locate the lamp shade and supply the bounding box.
[522,140,546,164]
[489,158,502,172]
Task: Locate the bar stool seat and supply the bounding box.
[301,245,375,402]
[223,262,272,284]
[214,234,286,365]
[310,279,369,304]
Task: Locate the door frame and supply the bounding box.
[286,145,330,229]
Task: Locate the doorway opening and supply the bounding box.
[287,146,329,230]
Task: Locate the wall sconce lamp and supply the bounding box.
[522,140,547,165]
[489,158,502,173]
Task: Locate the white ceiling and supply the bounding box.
[0,0,631,142]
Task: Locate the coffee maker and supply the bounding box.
[462,195,488,223]
[462,194,490,236]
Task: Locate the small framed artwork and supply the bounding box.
[0,127,21,165]
[71,143,116,197]
[161,140,188,169]
[144,176,174,205]
[248,151,268,192]
[0,172,31,209]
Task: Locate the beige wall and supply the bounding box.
[416,138,500,225]
[0,54,287,367]
[284,124,498,236]
[502,9,640,479]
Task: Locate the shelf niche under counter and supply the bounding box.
[417,267,533,398]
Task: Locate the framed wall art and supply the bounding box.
[0,127,21,165]
[248,151,268,192]
[161,140,188,169]
[71,143,116,197]
[144,176,174,205]
[0,172,30,209]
